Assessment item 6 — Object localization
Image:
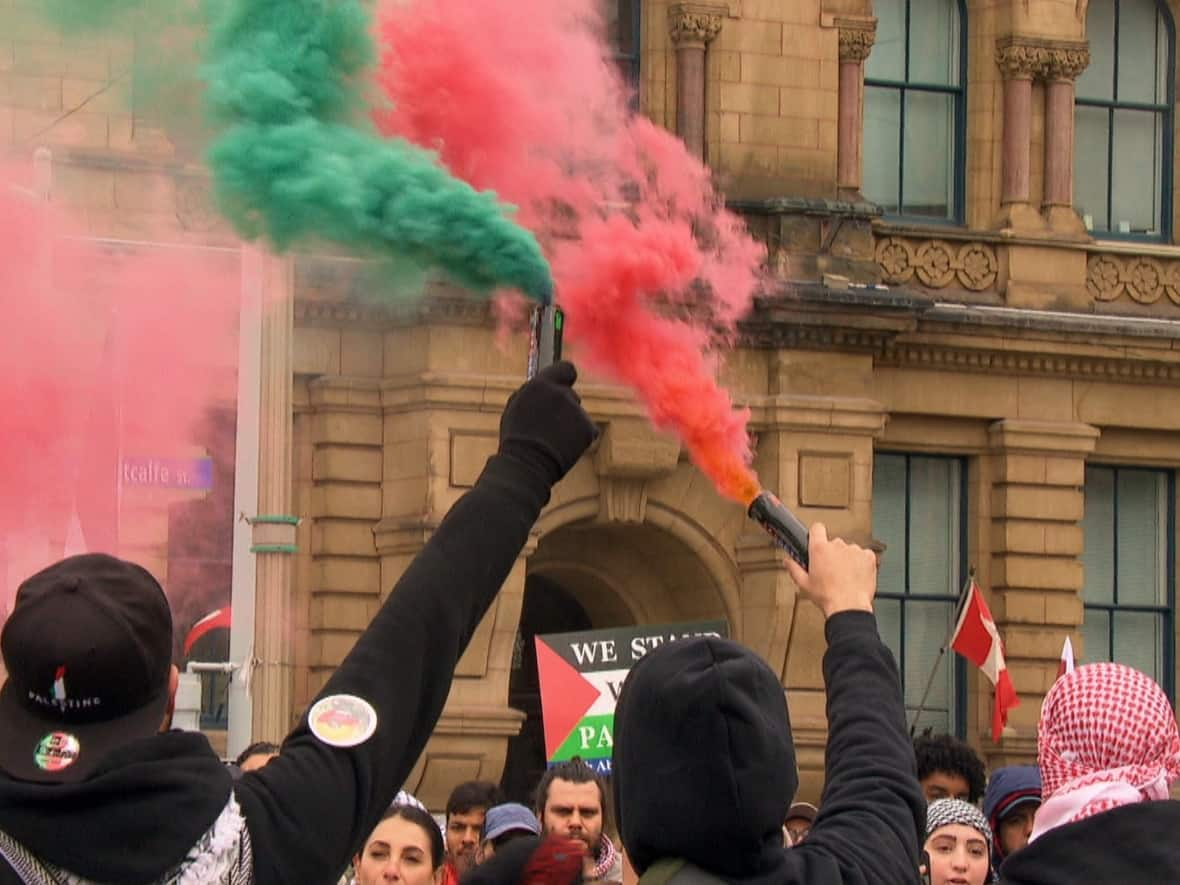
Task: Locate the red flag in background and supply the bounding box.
[183,607,233,657]
[950,581,1019,743]
[1057,636,1076,680]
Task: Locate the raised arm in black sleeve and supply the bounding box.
[235,362,597,885]
[788,611,925,883]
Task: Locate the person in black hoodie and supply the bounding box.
[0,361,598,885]
[997,662,1180,885]
[612,524,925,885]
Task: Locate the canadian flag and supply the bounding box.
[950,581,1019,743]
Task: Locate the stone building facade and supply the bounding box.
[2,0,1179,808]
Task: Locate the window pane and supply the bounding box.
[906,600,956,734]
[1116,471,1167,606]
[873,454,908,596]
[604,0,638,58]
[1112,610,1166,686]
[877,597,903,680]
[1117,0,1164,103]
[1083,467,1116,605]
[1077,0,1115,101]
[864,87,902,212]
[1111,108,1163,235]
[1082,608,1112,663]
[1074,106,1111,231]
[908,457,960,596]
[867,0,906,81]
[909,0,960,85]
[902,90,955,218]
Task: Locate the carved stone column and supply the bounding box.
[995,38,1044,231]
[836,18,876,195]
[246,248,297,742]
[668,3,726,160]
[1042,42,1090,235]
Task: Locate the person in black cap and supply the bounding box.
[0,362,597,885]
[612,524,925,884]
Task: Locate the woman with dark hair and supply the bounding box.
[354,804,446,885]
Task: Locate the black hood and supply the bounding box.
[0,730,232,883]
[613,637,795,882]
[1000,800,1180,884]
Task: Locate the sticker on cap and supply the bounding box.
[34,732,80,772]
[308,694,378,748]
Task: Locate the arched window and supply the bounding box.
[863,0,967,222]
[1075,0,1175,239]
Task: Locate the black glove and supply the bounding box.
[499,361,598,487]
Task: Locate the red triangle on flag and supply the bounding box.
[535,636,602,759]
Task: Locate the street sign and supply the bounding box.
[120,456,213,490]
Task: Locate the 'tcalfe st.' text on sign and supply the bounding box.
[120,457,213,491]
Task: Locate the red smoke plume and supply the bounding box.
[0,162,239,604]
[374,0,765,503]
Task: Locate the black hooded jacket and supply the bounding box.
[613,612,925,885]
[998,800,1180,884]
[0,453,554,885]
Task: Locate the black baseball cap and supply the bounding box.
[0,554,174,783]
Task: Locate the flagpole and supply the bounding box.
[909,566,975,736]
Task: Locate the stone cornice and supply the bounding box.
[668,3,726,47]
[876,339,1180,383]
[746,394,887,435]
[295,292,493,330]
[835,16,877,62]
[995,35,1090,81]
[987,419,1100,455]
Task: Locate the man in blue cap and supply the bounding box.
[479,803,542,862]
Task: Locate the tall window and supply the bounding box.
[1081,466,1175,696]
[863,0,967,221]
[1075,0,1174,238]
[603,1,640,89]
[873,453,968,735]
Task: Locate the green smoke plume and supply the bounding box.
[203,0,553,301]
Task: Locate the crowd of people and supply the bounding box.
[0,362,1177,884]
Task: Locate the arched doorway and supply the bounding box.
[500,515,736,802]
[501,574,594,803]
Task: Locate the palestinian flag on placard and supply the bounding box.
[534,636,625,767]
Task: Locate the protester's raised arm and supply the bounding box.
[236,362,597,885]
[785,526,925,884]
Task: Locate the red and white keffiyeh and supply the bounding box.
[1032,662,1180,841]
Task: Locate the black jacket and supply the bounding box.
[0,452,553,885]
[998,800,1180,884]
[613,612,925,885]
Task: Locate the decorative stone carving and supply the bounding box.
[668,3,725,47]
[1086,253,1180,307]
[878,341,1180,383]
[837,19,877,63]
[875,236,999,292]
[995,36,1089,81]
[1043,44,1091,81]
